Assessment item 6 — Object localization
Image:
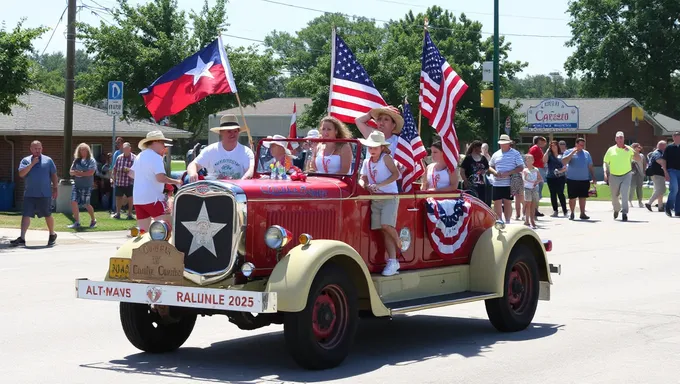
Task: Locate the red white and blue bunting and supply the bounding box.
[425,197,472,257]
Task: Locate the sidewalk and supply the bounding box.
[0,228,131,247]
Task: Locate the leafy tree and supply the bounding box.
[565,0,680,118]
[77,0,281,136]
[265,7,528,145]
[30,50,93,97]
[502,74,583,99]
[0,20,46,115]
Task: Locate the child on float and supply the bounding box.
[359,131,402,276]
[522,153,543,228]
[261,135,303,177]
[422,139,459,192]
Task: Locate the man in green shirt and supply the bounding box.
[603,131,642,221]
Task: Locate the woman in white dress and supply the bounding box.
[308,116,353,175]
[422,139,459,192]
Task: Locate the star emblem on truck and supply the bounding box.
[181,202,227,257]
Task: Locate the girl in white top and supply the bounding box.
[422,139,459,192]
[521,154,543,228]
[309,116,353,175]
[359,131,401,276]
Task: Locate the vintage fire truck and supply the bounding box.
[75,138,560,370]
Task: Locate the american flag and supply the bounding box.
[328,30,386,125]
[419,31,468,171]
[396,101,426,192]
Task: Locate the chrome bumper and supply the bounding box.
[75,278,277,313]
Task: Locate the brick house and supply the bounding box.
[0,90,191,209]
[503,98,680,176]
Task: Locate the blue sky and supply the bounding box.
[4,0,575,77]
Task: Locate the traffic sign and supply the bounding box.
[107,81,124,116]
[504,116,511,134]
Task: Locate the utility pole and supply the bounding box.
[492,0,500,152]
[62,0,76,182]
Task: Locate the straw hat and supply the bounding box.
[304,129,320,139]
[262,134,291,155]
[209,114,246,134]
[369,105,404,134]
[138,130,173,150]
[498,134,513,145]
[359,130,390,148]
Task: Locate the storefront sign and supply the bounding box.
[527,99,579,130]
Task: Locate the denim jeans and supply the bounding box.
[667,169,680,214]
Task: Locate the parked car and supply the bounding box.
[75,137,560,370]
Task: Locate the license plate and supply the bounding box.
[109,258,130,279]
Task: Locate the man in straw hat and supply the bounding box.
[355,105,404,156]
[488,134,525,223]
[187,114,254,182]
[129,131,183,232]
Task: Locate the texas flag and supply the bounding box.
[140,35,237,121]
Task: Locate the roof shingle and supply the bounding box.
[0,90,191,138]
[218,97,313,116]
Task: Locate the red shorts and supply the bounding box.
[134,201,167,220]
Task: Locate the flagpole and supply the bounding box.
[418,18,428,136]
[234,92,254,151]
[327,26,336,115]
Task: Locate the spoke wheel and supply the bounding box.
[284,263,358,370]
[485,243,540,332]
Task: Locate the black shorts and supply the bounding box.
[22,197,52,218]
[115,185,133,197]
[492,186,513,201]
[567,179,590,199]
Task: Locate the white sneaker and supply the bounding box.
[381,259,400,276]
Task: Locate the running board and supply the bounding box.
[387,291,499,315]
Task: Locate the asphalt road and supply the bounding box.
[1,201,679,384]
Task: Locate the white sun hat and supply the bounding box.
[262,134,291,155]
[359,130,390,148]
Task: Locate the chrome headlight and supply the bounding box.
[264,225,292,249]
[149,220,170,241]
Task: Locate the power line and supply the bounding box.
[41,5,69,55]
[375,0,570,22]
[258,0,571,39]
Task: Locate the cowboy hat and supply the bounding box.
[369,105,404,134]
[304,129,320,139]
[138,130,173,150]
[359,130,390,150]
[209,114,246,134]
[498,134,513,145]
[262,134,291,155]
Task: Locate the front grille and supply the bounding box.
[174,193,234,275]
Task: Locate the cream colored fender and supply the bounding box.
[469,224,552,295]
[265,240,390,317]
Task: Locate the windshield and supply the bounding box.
[256,138,363,177]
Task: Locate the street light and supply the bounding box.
[492,0,500,152]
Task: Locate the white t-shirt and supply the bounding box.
[195,142,254,179]
[131,149,166,205]
[360,154,398,193]
[522,167,539,189]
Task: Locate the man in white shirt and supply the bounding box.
[129,131,182,232]
[187,114,254,182]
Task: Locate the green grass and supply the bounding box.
[171,160,186,172]
[0,210,137,232]
[540,183,662,202]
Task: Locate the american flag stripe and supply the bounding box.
[396,102,427,192]
[328,31,386,126]
[420,31,468,172]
